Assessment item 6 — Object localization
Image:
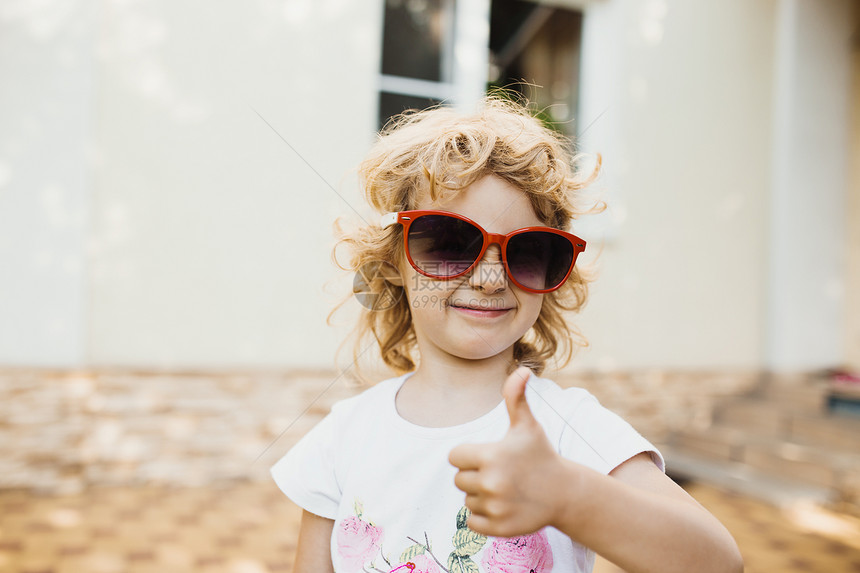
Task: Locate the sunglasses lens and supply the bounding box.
[506,231,574,291]
[407,215,484,277]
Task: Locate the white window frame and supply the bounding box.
[378,0,491,114]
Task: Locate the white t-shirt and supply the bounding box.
[271,371,664,573]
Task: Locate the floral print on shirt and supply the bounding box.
[336,501,554,573]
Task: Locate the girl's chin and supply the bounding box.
[442,341,517,361]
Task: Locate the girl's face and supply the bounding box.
[399,175,545,364]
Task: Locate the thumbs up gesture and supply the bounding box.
[448,367,572,538]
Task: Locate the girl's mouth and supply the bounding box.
[449,303,512,318]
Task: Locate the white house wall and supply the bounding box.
[85,0,382,369]
[765,0,856,372]
[574,0,775,370]
[0,2,97,366]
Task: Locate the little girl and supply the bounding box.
[271,98,743,573]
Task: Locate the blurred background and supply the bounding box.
[1,0,859,571]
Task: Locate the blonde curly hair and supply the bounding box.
[332,96,600,379]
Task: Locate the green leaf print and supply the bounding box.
[447,552,479,573]
[452,528,486,557]
[455,506,470,530]
[399,543,425,562]
[354,499,364,519]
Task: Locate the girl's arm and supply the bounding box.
[449,367,743,573]
[559,452,743,573]
[293,510,335,573]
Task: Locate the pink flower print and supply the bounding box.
[337,515,384,572]
[389,554,442,573]
[481,529,554,573]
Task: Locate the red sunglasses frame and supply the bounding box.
[381,210,586,293]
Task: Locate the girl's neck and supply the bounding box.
[394,351,520,428]
[410,354,515,394]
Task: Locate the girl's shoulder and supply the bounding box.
[525,374,597,415]
[327,372,408,419]
[529,374,665,473]
[524,374,611,442]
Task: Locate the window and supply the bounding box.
[377,0,490,129]
[377,0,583,136]
[489,0,583,136]
[378,0,455,129]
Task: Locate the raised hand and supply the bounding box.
[448,367,575,538]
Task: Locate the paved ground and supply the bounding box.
[0,480,858,573]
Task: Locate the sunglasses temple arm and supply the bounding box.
[380,212,399,228]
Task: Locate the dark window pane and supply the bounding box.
[490,0,538,53]
[489,0,583,136]
[378,92,441,131]
[381,0,446,81]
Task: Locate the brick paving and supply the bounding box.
[0,480,858,573]
[0,368,757,496]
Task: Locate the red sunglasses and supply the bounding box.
[381,210,586,293]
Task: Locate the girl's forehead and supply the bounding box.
[416,175,542,232]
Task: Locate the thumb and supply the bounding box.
[503,366,536,428]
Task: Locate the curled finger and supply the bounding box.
[453,469,481,494]
[449,443,484,471]
[463,493,488,517]
[465,512,494,536]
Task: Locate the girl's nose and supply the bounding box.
[468,245,507,294]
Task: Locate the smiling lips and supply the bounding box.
[449,302,512,317]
